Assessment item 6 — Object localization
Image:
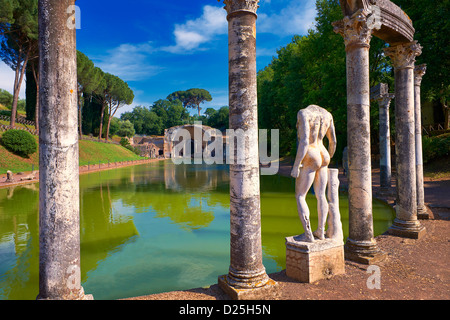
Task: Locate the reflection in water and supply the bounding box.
[0,161,394,300]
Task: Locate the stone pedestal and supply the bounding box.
[285,236,345,283]
[218,275,279,300]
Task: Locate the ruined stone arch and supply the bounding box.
[163,124,219,159]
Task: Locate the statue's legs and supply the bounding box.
[313,166,329,240]
[295,168,316,242]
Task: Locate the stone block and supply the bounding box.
[218,275,280,300]
[285,236,345,283]
[388,220,426,239]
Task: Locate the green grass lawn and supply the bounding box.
[78,139,144,166]
[423,156,450,180]
[0,132,145,174]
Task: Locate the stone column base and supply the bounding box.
[376,187,393,198]
[37,291,94,300]
[344,238,387,265]
[218,275,280,300]
[417,205,430,220]
[388,218,426,239]
[285,235,345,283]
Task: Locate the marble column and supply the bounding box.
[218,0,278,299]
[414,64,428,219]
[37,0,92,300]
[377,93,394,193]
[384,41,426,239]
[333,10,385,264]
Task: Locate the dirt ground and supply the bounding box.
[126,164,449,301]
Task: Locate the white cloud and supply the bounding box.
[163,5,227,53]
[0,61,26,99]
[162,1,317,54]
[258,0,317,36]
[94,41,162,81]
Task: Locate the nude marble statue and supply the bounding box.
[291,105,337,242]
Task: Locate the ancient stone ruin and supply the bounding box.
[332,0,426,264]
[217,0,279,300]
[34,0,429,300]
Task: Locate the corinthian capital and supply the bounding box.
[332,8,377,49]
[384,41,422,70]
[377,93,395,109]
[221,0,259,17]
[414,64,427,86]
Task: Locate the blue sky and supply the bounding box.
[0,0,318,116]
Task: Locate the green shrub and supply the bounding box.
[119,137,140,155]
[1,129,37,157]
[422,133,450,163]
[120,137,130,147]
[0,110,12,117]
[125,144,141,156]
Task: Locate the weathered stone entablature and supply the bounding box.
[338,0,415,43]
[384,41,422,70]
[373,0,414,43]
[414,64,427,86]
[221,0,259,18]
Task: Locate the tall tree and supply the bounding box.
[104,75,134,141]
[167,90,189,108]
[29,52,39,131]
[395,0,450,128]
[185,88,212,117]
[77,51,104,137]
[94,72,116,141]
[0,0,39,127]
[167,88,213,116]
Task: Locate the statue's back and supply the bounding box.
[297,105,332,145]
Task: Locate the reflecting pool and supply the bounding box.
[0,160,394,300]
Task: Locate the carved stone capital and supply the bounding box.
[332,8,378,49]
[384,41,422,70]
[221,0,259,18]
[414,64,427,86]
[377,93,395,109]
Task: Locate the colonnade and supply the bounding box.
[35,0,429,300]
[333,5,427,264]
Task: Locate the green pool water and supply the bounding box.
[0,160,394,300]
